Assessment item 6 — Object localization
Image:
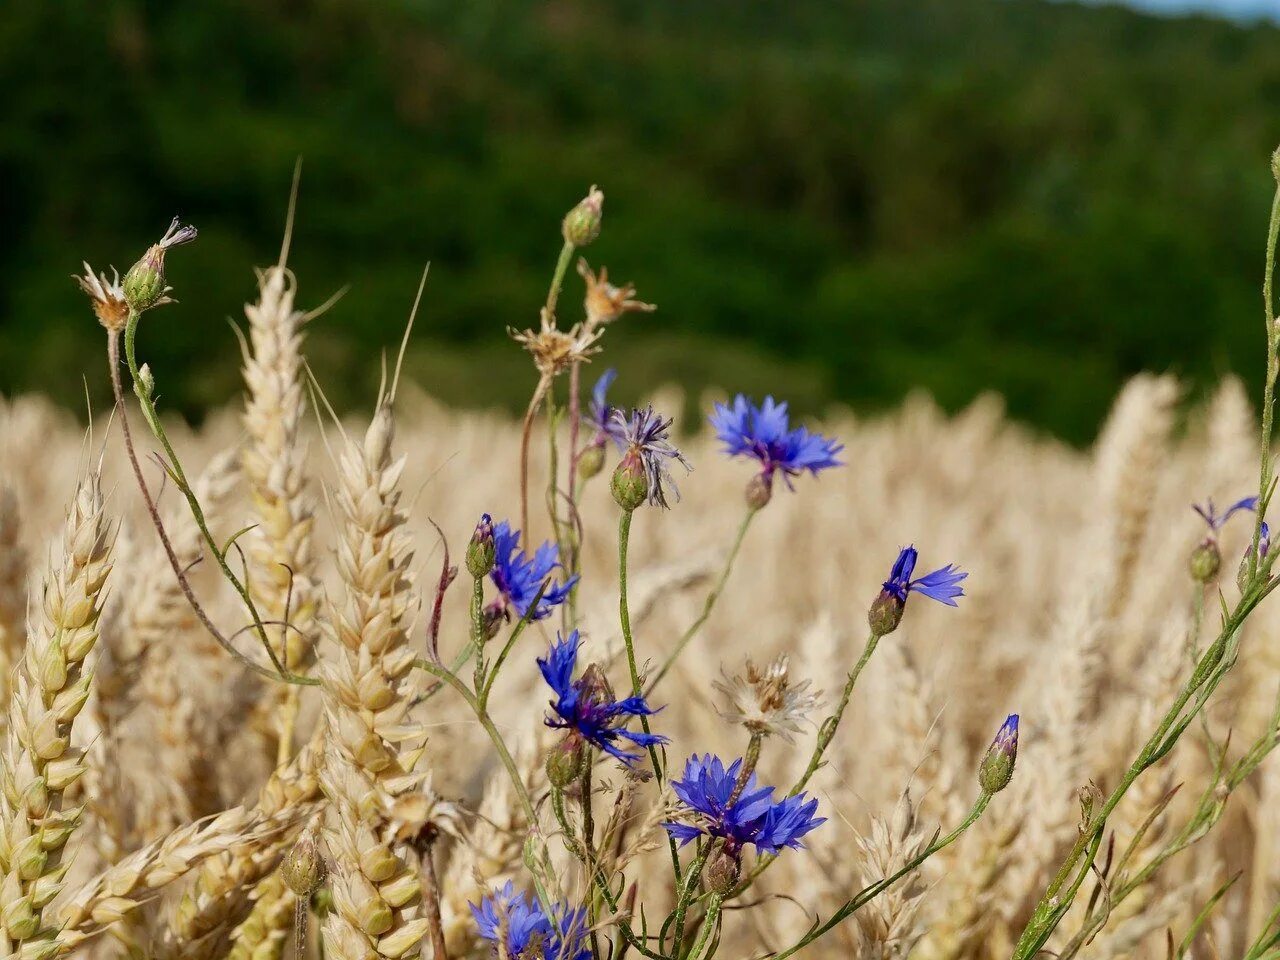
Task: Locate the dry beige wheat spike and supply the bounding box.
[0,486,28,713]
[319,402,432,960]
[149,736,323,960]
[848,789,932,958]
[56,803,308,957]
[241,258,321,766]
[0,470,112,956]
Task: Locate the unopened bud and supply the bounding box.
[705,843,742,896]
[1272,145,1280,182]
[465,514,496,579]
[745,471,773,511]
[1189,539,1221,583]
[867,590,904,637]
[611,452,648,512]
[578,443,606,480]
[136,363,155,401]
[282,827,327,897]
[562,187,604,247]
[546,734,586,788]
[977,714,1019,794]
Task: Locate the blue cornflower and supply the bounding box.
[709,395,843,497]
[587,368,624,446]
[488,520,578,623]
[869,545,967,636]
[471,882,590,960]
[663,754,825,857]
[610,406,692,510]
[539,631,668,766]
[1193,496,1258,533]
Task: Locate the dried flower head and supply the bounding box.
[510,310,601,378]
[713,655,820,743]
[74,263,131,332]
[578,259,655,329]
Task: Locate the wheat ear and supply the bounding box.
[0,472,112,955]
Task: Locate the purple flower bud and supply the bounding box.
[466,513,496,579]
[978,714,1019,794]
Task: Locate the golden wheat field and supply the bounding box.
[7,185,1280,960]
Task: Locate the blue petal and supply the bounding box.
[909,563,968,606]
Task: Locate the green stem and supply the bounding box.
[792,632,880,796]
[546,239,576,319]
[580,757,603,960]
[646,510,756,694]
[619,508,684,884]
[769,795,991,960]
[471,576,485,693]
[684,897,721,960]
[668,842,714,955]
[123,313,313,684]
[1252,180,1280,571]
[412,659,537,828]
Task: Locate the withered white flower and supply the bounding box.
[713,655,821,742]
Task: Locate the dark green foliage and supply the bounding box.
[2,0,1277,442]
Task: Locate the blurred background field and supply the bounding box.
[3,0,1280,441]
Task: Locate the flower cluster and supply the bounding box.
[488,520,577,622]
[664,754,825,856]
[472,882,590,960]
[539,631,668,766]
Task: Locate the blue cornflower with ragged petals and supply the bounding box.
[471,882,590,960]
[710,395,843,504]
[539,631,668,766]
[609,405,692,510]
[488,520,578,623]
[1193,496,1258,533]
[869,545,967,636]
[663,754,825,857]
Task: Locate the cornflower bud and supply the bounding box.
[282,825,327,897]
[1189,538,1221,583]
[745,471,773,511]
[562,186,604,247]
[466,513,496,579]
[868,591,904,637]
[578,442,606,480]
[546,732,586,788]
[122,218,197,313]
[611,450,648,512]
[978,714,1019,794]
[705,842,742,896]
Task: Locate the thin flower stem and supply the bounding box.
[520,374,553,542]
[420,841,449,960]
[106,329,294,685]
[684,896,721,960]
[728,632,881,899]
[480,581,548,707]
[667,841,714,955]
[791,632,880,796]
[580,757,604,960]
[646,510,756,694]
[470,576,485,692]
[122,312,315,685]
[546,239,576,319]
[618,508,684,885]
[412,658,538,827]
[768,794,991,960]
[1252,180,1280,570]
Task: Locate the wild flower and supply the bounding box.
[610,405,692,510]
[587,368,624,446]
[578,260,655,329]
[488,519,578,622]
[74,263,130,332]
[122,217,198,313]
[869,545,967,636]
[539,631,668,765]
[710,395,843,502]
[714,655,820,743]
[978,714,1020,794]
[471,882,590,960]
[664,754,825,856]
[1193,496,1257,534]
